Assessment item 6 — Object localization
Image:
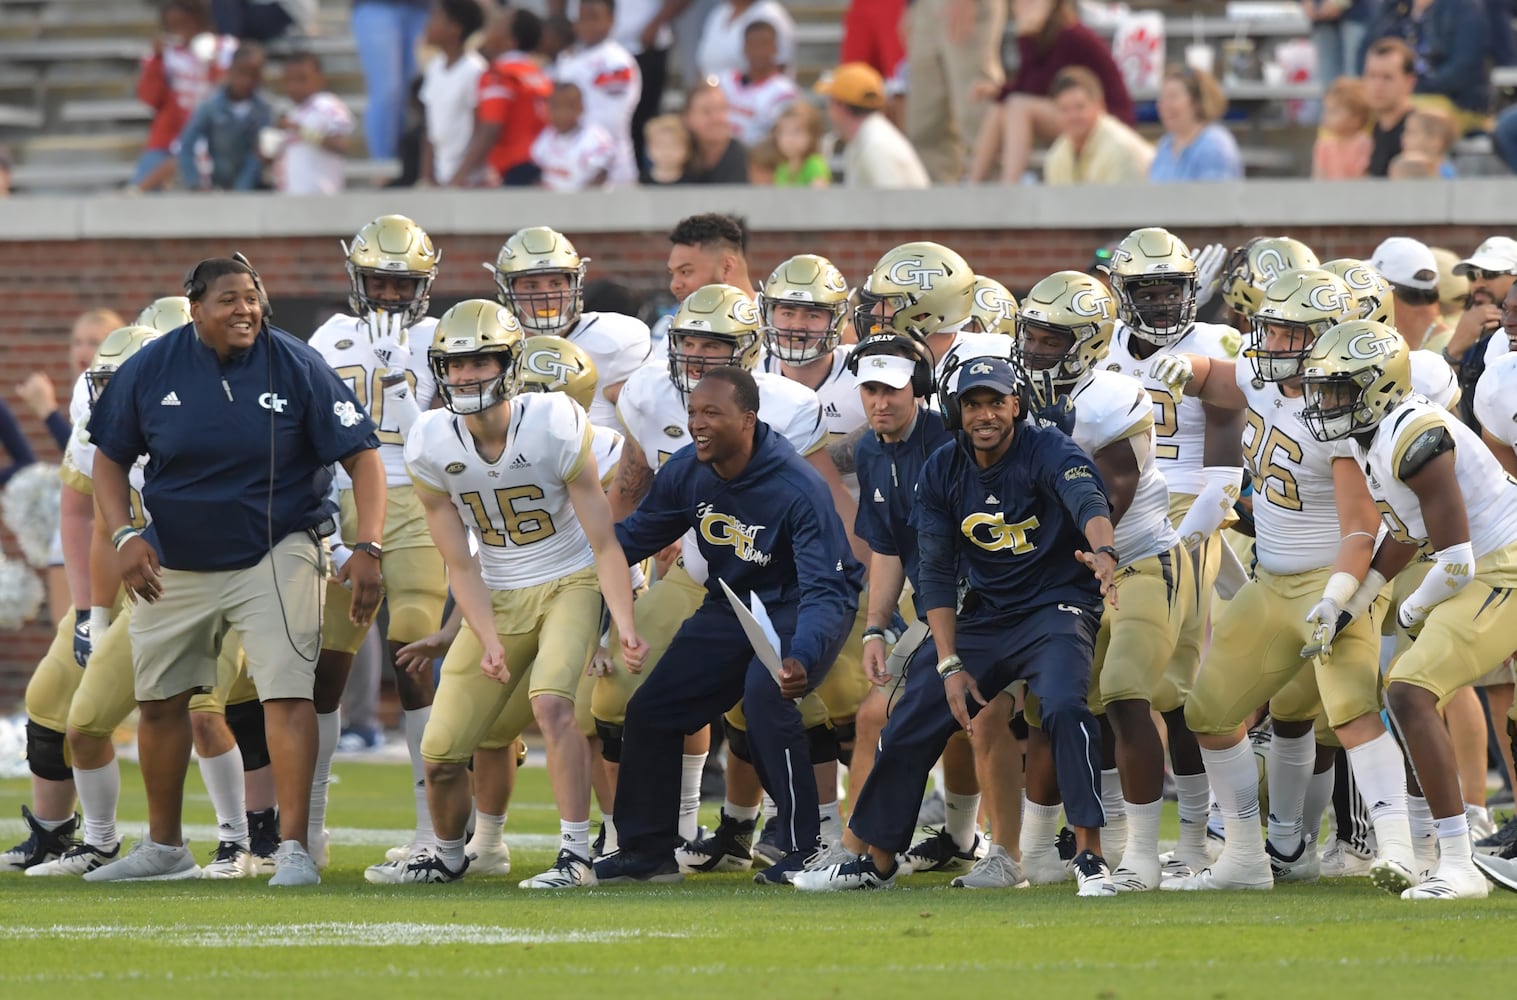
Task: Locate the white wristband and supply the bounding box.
[1343,569,1389,621]
[1320,571,1360,609]
[88,606,111,643]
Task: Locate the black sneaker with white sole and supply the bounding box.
[753,849,813,885]
[792,854,898,891]
[1475,813,1517,855]
[592,850,684,884]
[676,810,755,873]
[0,806,77,872]
[899,827,981,874]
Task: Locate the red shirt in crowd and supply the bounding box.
[137,36,239,152]
[478,51,553,177]
[1000,23,1134,125]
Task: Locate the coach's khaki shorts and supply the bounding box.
[130,532,324,702]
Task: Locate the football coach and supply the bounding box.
[85,256,385,887]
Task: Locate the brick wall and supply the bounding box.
[0,220,1498,704]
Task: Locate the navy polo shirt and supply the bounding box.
[853,407,952,618]
[87,323,379,572]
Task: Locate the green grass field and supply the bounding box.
[3,759,1515,1000]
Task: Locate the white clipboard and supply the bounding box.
[718,578,798,703]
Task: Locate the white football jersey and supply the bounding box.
[310,313,439,488]
[68,371,90,432]
[565,311,654,432]
[530,122,615,192]
[592,423,623,488]
[1354,396,1517,559]
[405,393,596,590]
[61,403,149,525]
[1103,321,1238,496]
[763,345,867,499]
[1475,352,1517,450]
[1409,349,1459,411]
[1068,370,1178,567]
[551,39,640,185]
[720,69,800,147]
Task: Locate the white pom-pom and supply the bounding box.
[0,558,44,630]
[2,463,62,568]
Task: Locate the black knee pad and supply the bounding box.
[723,716,752,764]
[1009,711,1030,741]
[595,719,624,763]
[831,718,857,752]
[807,722,840,764]
[225,700,271,771]
[26,720,70,782]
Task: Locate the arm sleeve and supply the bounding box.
[1041,433,1113,530]
[44,410,71,452]
[910,464,960,612]
[0,400,36,486]
[298,349,381,464]
[786,495,854,671]
[613,464,690,563]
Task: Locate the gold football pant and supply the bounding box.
[591,560,706,728]
[1389,544,1517,706]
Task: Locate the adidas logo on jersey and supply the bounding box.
[824,402,841,417]
[985,493,1000,504]
[873,488,885,503]
[160,391,181,406]
[509,454,530,469]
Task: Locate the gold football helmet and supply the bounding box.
[134,296,193,333]
[511,335,599,412]
[1221,236,1320,319]
[854,241,975,342]
[1015,271,1116,403]
[1300,320,1412,441]
[964,275,1020,336]
[1246,269,1359,383]
[342,214,440,339]
[759,254,850,364]
[667,284,764,395]
[428,299,524,414]
[1106,227,1198,345]
[484,226,589,338]
[1321,259,1394,325]
[87,325,164,404]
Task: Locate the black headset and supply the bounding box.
[845,332,936,398]
[182,252,273,321]
[935,349,1030,433]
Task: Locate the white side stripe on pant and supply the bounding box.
[1081,720,1106,824]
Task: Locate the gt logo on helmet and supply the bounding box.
[887,259,949,290]
[1306,284,1352,313]
[1346,331,1398,359]
[1256,248,1289,282]
[1070,288,1111,318]
[732,299,761,326]
[824,268,848,293]
[523,349,576,388]
[974,286,1017,320]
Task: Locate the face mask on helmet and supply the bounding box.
[354,271,429,341]
[86,370,116,406]
[432,353,513,414]
[1117,274,1197,344]
[853,290,903,341]
[1247,320,1320,382]
[1016,320,1077,380]
[1301,376,1375,441]
[668,332,745,394]
[503,271,582,336]
[762,299,843,364]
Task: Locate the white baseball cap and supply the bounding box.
[1369,237,1439,292]
[851,352,916,389]
[1454,236,1517,276]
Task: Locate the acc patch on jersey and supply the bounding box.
[664,425,684,438]
[445,461,466,474]
[335,339,354,350]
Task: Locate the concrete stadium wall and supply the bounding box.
[2,180,1515,703]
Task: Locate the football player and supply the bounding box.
[1100,227,1247,878]
[1150,270,1418,894]
[307,214,447,875]
[1015,271,1194,893]
[1218,236,1321,323]
[1299,321,1517,899]
[484,226,652,431]
[1320,259,1395,325]
[135,296,194,332]
[399,301,647,887]
[964,276,1019,336]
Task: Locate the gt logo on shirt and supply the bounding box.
[887,259,948,290]
[333,400,362,427]
[697,502,770,565]
[259,392,288,413]
[961,512,1040,553]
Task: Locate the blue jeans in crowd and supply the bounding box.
[351,0,429,162]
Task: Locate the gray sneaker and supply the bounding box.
[83,839,200,882]
[268,840,320,887]
[952,844,1030,889]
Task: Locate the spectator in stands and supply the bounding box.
[1306,0,1379,83]
[611,0,687,180]
[679,79,749,183]
[177,44,274,190]
[211,0,313,41]
[1401,104,1458,175]
[773,99,832,187]
[269,52,354,195]
[131,1,238,194]
[1147,65,1243,182]
[816,61,930,188]
[966,0,1131,185]
[531,82,616,191]
[541,13,575,61]
[697,1,796,80]
[452,6,551,187]
[351,0,430,162]
[720,21,800,148]
[1494,101,1517,173]
[841,0,906,79]
[1387,149,1440,173]
[643,113,692,185]
[903,0,1007,184]
[15,309,120,454]
[748,136,781,183]
[1041,66,1152,185]
[554,0,641,187]
[1439,236,1517,416]
[1362,0,1492,132]
[1363,37,1417,175]
[1369,236,1447,349]
[420,0,488,186]
[1312,76,1374,178]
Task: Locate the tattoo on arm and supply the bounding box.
[615,448,653,506]
[829,427,866,477]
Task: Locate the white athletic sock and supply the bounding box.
[560,818,591,862]
[1433,812,1468,839]
[724,799,760,823]
[818,799,843,848]
[434,835,466,870]
[1408,794,1436,839]
[600,814,619,855]
[1201,740,1266,862]
[1466,802,1490,829]
[1264,732,1314,855]
[1303,765,1334,845]
[1174,772,1212,856]
[470,811,506,848]
[197,747,248,843]
[74,759,120,850]
[943,790,981,852]
[1020,796,1062,858]
[1346,733,1411,858]
[679,752,707,842]
[35,814,70,832]
[404,707,434,847]
[309,709,341,844]
[1100,768,1126,821]
[1123,798,1162,866]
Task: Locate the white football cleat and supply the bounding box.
[518,849,595,889]
[1071,850,1117,897]
[1021,845,1070,885]
[465,835,512,875]
[1163,854,1273,891]
[791,854,897,892]
[201,840,253,880]
[1109,855,1161,893]
[25,841,119,877]
[1401,865,1489,900]
[1266,836,1320,883]
[1319,840,1374,878]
